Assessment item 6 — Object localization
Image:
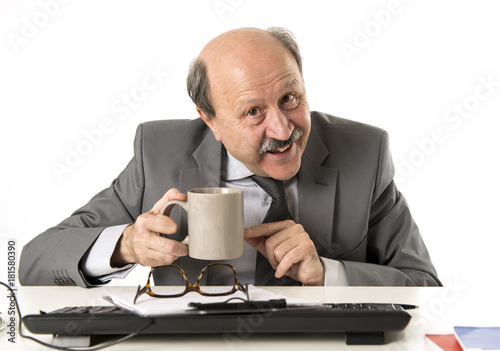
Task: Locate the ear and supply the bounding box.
[197,107,221,141]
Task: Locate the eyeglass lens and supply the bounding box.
[149,264,239,296]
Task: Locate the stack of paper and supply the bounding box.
[108,285,321,317]
[454,327,500,351]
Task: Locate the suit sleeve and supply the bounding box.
[19,125,147,287]
[340,131,442,286]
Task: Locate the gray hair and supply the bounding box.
[186,27,303,119]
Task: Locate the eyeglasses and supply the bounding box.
[134,263,248,304]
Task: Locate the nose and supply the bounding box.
[265,108,293,141]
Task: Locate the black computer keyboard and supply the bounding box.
[23,303,413,345]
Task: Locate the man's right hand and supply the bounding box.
[110,188,189,267]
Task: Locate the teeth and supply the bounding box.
[275,145,290,153]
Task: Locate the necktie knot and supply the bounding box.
[251,175,286,201]
[251,175,291,223]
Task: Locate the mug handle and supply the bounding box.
[161,200,190,245]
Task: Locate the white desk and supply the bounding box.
[1,285,498,351]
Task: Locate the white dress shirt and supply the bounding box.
[82,149,348,286]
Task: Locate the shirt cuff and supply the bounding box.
[81,224,135,280]
[320,257,349,286]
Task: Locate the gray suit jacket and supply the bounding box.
[19,112,441,287]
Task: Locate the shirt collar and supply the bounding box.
[221,149,253,181]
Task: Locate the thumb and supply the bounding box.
[151,188,187,215]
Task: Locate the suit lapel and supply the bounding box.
[179,131,223,192]
[297,127,338,256]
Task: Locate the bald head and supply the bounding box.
[199,28,272,61]
[199,28,296,70]
[187,27,302,118]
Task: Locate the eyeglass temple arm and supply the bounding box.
[134,285,149,304]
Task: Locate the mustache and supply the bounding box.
[258,127,304,155]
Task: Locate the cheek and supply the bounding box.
[236,137,266,165]
[220,126,259,157]
[239,134,262,156]
[294,111,311,138]
[236,125,264,147]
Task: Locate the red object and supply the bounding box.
[425,334,463,351]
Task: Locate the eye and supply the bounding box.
[247,108,260,117]
[281,94,295,103]
[280,93,299,110]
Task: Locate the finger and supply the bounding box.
[274,246,304,278]
[135,212,178,235]
[275,240,318,279]
[151,188,187,214]
[245,236,267,255]
[258,224,306,269]
[140,245,187,267]
[127,212,188,265]
[244,220,295,239]
[270,232,305,264]
[145,233,189,258]
[245,221,300,269]
[265,233,304,270]
[131,231,188,267]
[138,253,179,268]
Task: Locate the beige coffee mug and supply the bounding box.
[161,187,244,260]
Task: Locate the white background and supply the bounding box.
[1,0,499,298]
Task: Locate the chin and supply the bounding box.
[265,161,301,180]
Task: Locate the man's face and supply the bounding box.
[200,37,311,180]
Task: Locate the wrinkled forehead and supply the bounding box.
[202,33,301,105]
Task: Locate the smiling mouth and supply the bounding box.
[268,144,291,154]
[259,127,304,155]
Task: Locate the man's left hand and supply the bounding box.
[244,220,325,286]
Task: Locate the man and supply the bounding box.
[19,27,441,287]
